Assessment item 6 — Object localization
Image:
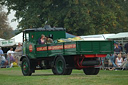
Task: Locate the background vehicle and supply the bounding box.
[20,25,114,76]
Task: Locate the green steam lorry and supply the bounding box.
[20,26,114,76]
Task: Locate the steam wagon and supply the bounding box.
[20,26,114,76]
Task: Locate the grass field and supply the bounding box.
[0,67,128,85]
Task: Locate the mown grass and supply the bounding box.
[0,67,128,85]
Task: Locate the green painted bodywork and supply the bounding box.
[22,27,114,59]
[24,41,114,59]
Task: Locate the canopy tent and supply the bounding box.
[11,32,23,45]
[80,34,115,41]
[107,32,128,46]
[0,38,5,41]
[107,32,128,39]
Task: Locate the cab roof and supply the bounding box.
[23,25,66,32]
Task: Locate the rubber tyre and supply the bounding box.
[83,67,95,75]
[53,56,66,75]
[21,58,32,76]
[52,68,57,75]
[64,69,72,75]
[83,67,100,75]
[93,68,100,75]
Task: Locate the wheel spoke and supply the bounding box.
[21,58,32,76]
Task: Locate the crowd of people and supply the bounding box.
[0,34,53,68]
[0,43,22,68]
[104,42,128,70]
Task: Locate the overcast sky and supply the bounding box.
[8,11,18,30]
[4,8,18,30]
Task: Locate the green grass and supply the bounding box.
[0,67,128,85]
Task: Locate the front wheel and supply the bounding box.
[21,58,32,76]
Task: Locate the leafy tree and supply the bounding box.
[1,0,128,36]
[0,5,13,39]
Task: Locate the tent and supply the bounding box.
[0,38,5,41]
[11,32,23,45]
[80,34,115,41]
[107,32,128,46]
[107,32,128,39]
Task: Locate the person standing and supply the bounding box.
[15,43,22,66]
[15,43,22,53]
[118,43,123,52]
[7,48,14,56]
[114,44,121,54]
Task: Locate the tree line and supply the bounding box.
[0,5,13,39]
[1,0,128,36]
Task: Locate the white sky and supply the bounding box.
[8,11,18,30]
[4,8,18,30]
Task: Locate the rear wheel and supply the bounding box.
[93,68,100,75]
[21,58,32,76]
[83,67,99,75]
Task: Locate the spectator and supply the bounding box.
[15,43,22,66]
[38,34,46,44]
[15,43,22,53]
[7,53,15,68]
[118,43,123,52]
[114,44,121,54]
[0,47,3,55]
[45,36,53,44]
[115,53,123,68]
[121,54,128,70]
[109,54,117,67]
[7,48,14,56]
[0,54,8,68]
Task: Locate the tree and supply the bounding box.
[1,0,128,35]
[0,5,13,39]
[0,0,92,35]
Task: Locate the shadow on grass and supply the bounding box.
[32,73,84,76]
[32,74,55,76]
